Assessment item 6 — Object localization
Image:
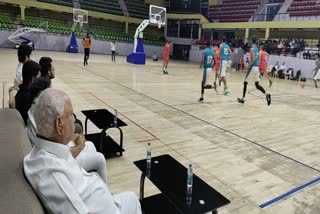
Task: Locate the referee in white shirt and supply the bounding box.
[24,88,142,214]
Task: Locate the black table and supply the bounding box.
[134,154,230,214]
[82,109,127,158]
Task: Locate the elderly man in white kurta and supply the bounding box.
[26,83,107,184]
[24,88,142,214]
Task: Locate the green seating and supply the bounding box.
[21,19,72,35]
[17,16,162,46]
[0,15,16,30]
[88,26,158,44]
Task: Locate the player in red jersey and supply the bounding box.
[213,44,221,91]
[162,40,171,75]
[259,45,272,87]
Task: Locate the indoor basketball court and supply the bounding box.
[1,0,320,213]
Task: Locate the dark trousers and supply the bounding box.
[111,51,116,62]
[277,48,281,55]
[84,48,90,65]
[278,69,285,79]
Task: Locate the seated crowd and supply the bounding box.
[270,61,303,81]
[263,38,320,59]
[197,37,319,59]
[9,44,142,214]
[270,55,320,88]
[237,45,313,83]
[196,37,244,50]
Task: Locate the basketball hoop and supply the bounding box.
[72,9,88,31]
[149,5,166,29]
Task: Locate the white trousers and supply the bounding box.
[113,192,142,214]
[314,68,320,80]
[73,141,107,184]
[245,66,260,82]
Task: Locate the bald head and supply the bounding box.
[34,88,74,144]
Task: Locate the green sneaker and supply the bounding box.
[224,88,229,95]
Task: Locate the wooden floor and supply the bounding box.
[1,48,320,214]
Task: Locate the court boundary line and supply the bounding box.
[259,177,320,208]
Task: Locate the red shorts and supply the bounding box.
[259,64,267,73]
[164,54,169,64]
[214,62,220,71]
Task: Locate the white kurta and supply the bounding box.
[27,106,107,183]
[15,62,23,86]
[24,137,142,214]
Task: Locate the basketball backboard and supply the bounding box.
[149,5,166,28]
[73,8,88,25]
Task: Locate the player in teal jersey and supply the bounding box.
[219,37,232,95]
[237,37,271,105]
[199,41,215,102]
[312,53,320,88]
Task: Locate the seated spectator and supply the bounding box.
[9,44,33,108]
[15,60,41,125]
[271,61,279,77]
[294,70,302,80]
[39,57,55,79]
[303,50,310,59]
[152,52,158,61]
[16,44,33,86]
[285,68,294,80]
[27,78,107,183]
[24,88,142,214]
[278,62,286,79]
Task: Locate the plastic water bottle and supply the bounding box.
[114,109,118,127]
[146,142,152,177]
[186,163,193,206]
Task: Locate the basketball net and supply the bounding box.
[157,20,162,29]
